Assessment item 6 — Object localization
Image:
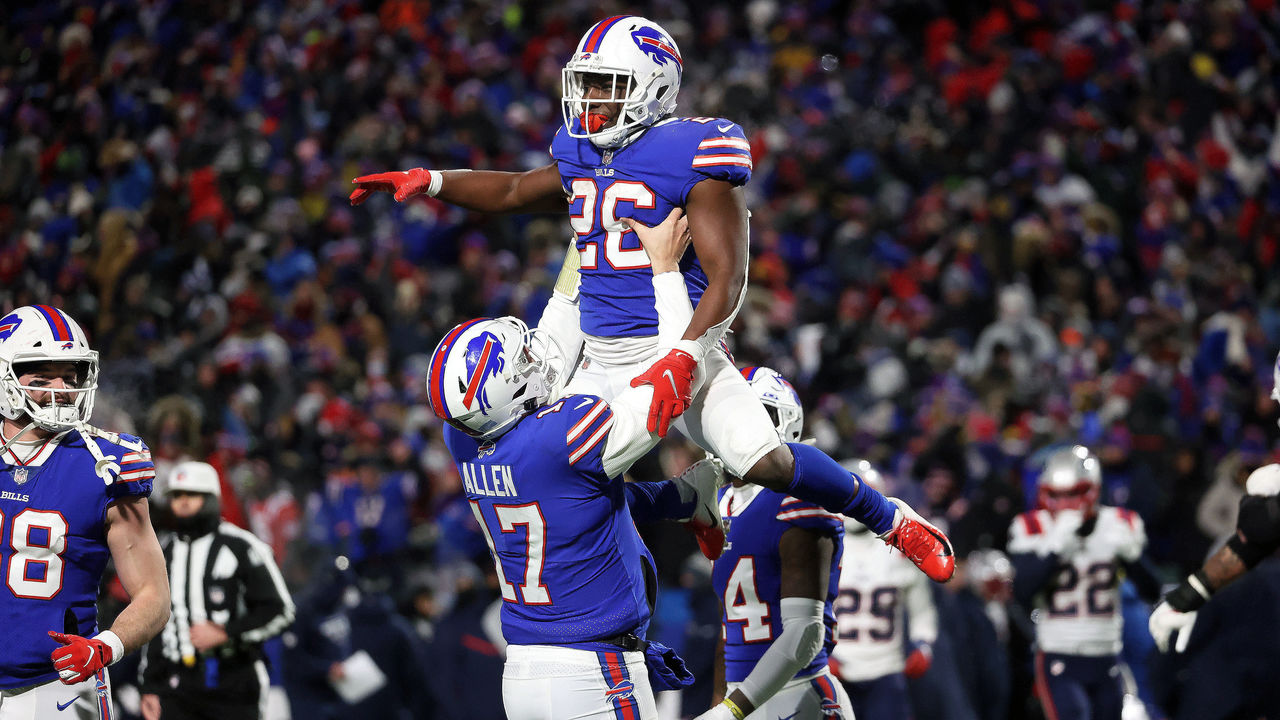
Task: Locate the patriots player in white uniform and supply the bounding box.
[349,15,955,586]
[1007,446,1157,720]
[700,367,853,720]
[830,460,938,720]
[1149,351,1280,652]
[0,305,169,720]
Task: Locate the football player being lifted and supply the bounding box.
[702,367,853,720]
[351,15,953,586]
[0,305,169,718]
[1007,446,1160,720]
[1149,350,1280,652]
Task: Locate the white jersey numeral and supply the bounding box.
[568,179,656,271]
[724,557,772,642]
[469,500,552,605]
[496,503,552,605]
[3,509,69,600]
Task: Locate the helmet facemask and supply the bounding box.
[2,358,98,433]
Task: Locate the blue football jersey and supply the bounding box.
[443,394,657,648]
[550,117,753,337]
[0,429,154,688]
[712,485,843,684]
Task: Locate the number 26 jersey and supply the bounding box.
[550,117,753,339]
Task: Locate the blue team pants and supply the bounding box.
[1034,652,1123,720]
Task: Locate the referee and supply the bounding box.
[139,461,295,720]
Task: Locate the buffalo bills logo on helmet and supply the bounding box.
[630,26,681,68]
[605,679,635,701]
[0,314,21,342]
[461,332,506,415]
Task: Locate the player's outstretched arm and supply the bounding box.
[622,208,698,437]
[682,179,749,350]
[350,163,566,214]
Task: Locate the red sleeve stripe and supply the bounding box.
[698,138,750,151]
[569,414,614,465]
[780,496,802,506]
[566,400,609,443]
[691,155,753,169]
[118,468,156,482]
[776,508,842,522]
[1021,513,1043,535]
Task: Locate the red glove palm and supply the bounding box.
[630,348,697,438]
[903,643,932,679]
[49,631,114,684]
[349,168,435,205]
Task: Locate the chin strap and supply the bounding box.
[0,420,38,458]
[74,423,121,485]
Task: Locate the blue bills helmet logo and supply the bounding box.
[630,27,681,68]
[0,314,22,342]
[461,332,506,415]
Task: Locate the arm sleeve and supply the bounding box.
[625,480,690,524]
[904,570,939,645]
[1010,552,1058,607]
[223,536,296,644]
[1122,555,1163,603]
[537,239,584,380]
[737,597,825,709]
[598,271,696,477]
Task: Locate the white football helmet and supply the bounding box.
[426,317,564,440]
[740,366,803,443]
[1037,444,1102,516]
[166,461,222,498]
[562,15,682,149]
[0,305,98,432]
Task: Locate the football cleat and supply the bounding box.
[676,458,726,560]
[879,498,955,582]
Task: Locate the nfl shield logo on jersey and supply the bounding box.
[13,467,27,485]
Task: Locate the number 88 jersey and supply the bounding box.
[1007,506,1146,656]
[550,116,752,339]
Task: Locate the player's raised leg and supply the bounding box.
[674,352,954,582]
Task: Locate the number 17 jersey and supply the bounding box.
[443,395,657,649]
[550,117,753,339]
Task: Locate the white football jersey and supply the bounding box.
[829,529,937,682]
[1007,505,1146,656]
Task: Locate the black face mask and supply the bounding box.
[170,495,221,538]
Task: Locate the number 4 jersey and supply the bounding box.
[712,484,843,683]
[1007,506,1146,656]
[0,428,154,688]
[550,116,752,339]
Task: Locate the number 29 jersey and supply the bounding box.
[0,429,155,688]
[443,395,657,649]
[711,484,843,684]
[1007,506,1146,656]
[550,116,753,339]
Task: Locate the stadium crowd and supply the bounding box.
[5,0,1280,718]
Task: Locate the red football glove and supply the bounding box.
[903,643,932,679]
[49,631,114,684]
[349,168,434,205]
[630,348,697,438]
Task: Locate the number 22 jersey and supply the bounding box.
[550,116,753,339]
[0,429,155,688]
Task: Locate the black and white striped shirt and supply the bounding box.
[140,522,294,691]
